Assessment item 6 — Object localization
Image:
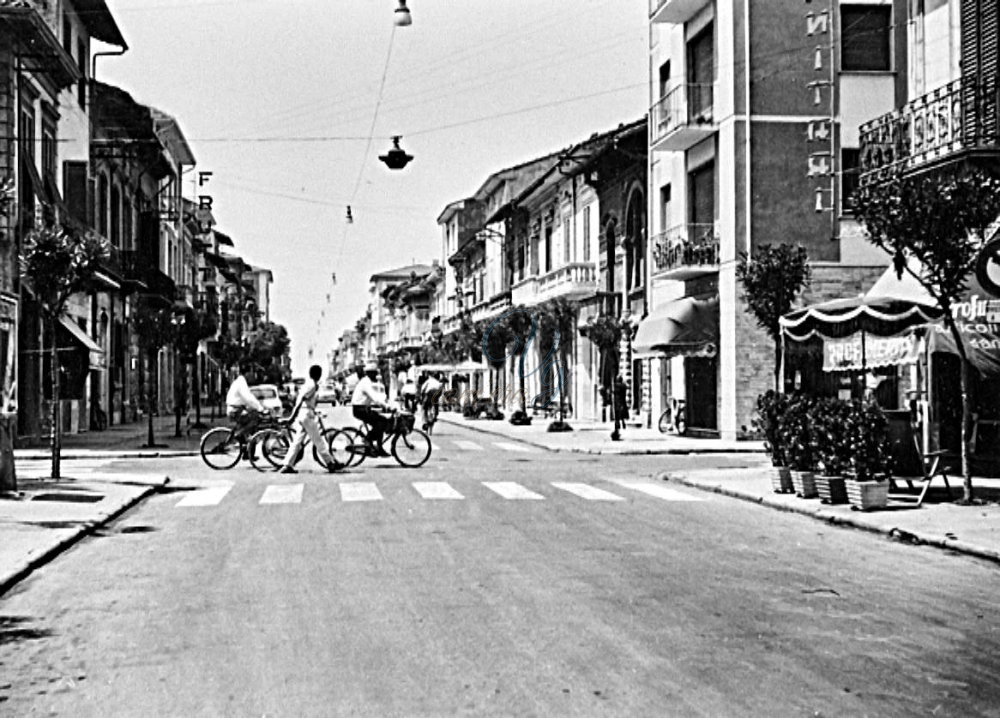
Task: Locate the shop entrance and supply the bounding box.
[685,355,717,431]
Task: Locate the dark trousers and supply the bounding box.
[353,405,391,448]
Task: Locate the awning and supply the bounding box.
[416,360,486,373]
[58,316,104,370]
[633,296,719,358]
[823,333,921,372]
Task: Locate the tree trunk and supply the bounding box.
[945,318,973,502]
[174,351,183,439]
[193,357,203,427]
[773,337,782,394]
[145,348,157,448]
[48,316,62,480]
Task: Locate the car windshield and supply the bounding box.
[252,387,277,399]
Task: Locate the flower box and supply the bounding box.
[846,479,889,511]
[815,474,848,504]
[790,470,818,498]
[769,465,793,493]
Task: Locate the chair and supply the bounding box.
[904,422,957,507]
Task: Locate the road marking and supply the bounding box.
[339,482,383,502]
[412,481,464,500]
[482,481,545,500]
[259,484,303,504]
[176,485,232,507]
[453,440,483,451]
[608,479,705,501]
[493,441,536,453]
[551,482,626,501]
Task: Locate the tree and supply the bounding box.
[736,244,811,393]
[852,167,1000,503]
[536,297,576,431]
[19,226,109,479]
[132,297,177,448]
[244,321,291,385]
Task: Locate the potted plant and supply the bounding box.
[781,394,818,498]
[809,397,851,504]
[845,399,892,510]
[753,391,792,493]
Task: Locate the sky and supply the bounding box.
[99,0,649,373]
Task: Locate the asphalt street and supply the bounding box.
[1,422,1000,716]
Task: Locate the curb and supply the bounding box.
[663,471,1000,565]
[0,476,170,597]
[438,417,765,455]
[16,450,200,461]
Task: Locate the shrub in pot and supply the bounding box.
[780,394,818,498]
[845,399,892,510]
[754,391,792,493]
[809,397,851,504]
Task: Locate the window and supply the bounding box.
[76,38,87,108]
[97,174,108,237]
[660,184,672,230]
[563,217,572,263]
[544,226,553,273]
[841,5,891,72]
[110,184,121,247]
[841,148,861,213]
[41,120,56,183]
[583,205,591,262]
[18,104,35,160]
[62,14,72,53]
[687,24,714,119]
[658,61,671,98]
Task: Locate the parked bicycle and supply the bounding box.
[657,397,688,436]
[199,410,280,470]
[246,412,340,472]
[329,409,432,468]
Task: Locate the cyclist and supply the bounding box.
[279,364,338,474]
[419,372,443,433]
[351,361,392,457]
[226,364,268,440]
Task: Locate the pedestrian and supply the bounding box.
[613,375,628,436]
[279,364,338,474]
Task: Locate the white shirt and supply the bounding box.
[351,376,385,407]
[296,379,320,415]
[226,375,264,412]
[421,377,442,396]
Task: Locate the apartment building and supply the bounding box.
[646,0,897,439]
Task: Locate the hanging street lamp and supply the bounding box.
[379,136,413,170]
[394,0,412,26]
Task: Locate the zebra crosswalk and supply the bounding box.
[174,479,706,508]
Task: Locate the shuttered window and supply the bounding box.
[841,6,891,72]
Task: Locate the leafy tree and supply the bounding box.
[19,226,109,479]
[536,297,576,430]
[736,243,811,393]
[244,321,291,384]
[852,167,1000,502]
[132,297,177,448]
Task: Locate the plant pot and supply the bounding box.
[790,470,818,498]
[815,474,847,504]
[769,465,793,494]
[846,479,889,511]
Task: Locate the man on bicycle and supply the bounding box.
[226,364,268,440]
[351,361,392,457]
[419,372,443,432]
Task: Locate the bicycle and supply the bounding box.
[329,409,432,468]
[199,411,280,470]
[247,413,340,472]
[421,401,439,436]
[657,398,688,435]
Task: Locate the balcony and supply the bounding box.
[859,76,1000,184]
[512,262,599,306]
[650,83,715,152]
[651,223,720,280]
[649,0,711,24]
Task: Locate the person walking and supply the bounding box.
[612,374,628,440]
[279,365,338,474]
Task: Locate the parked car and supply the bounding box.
[249,384,283,413]
[317,383,340,405]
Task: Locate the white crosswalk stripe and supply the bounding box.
[551,482,625,501]
[482,481,544,500]
[412,482,464,500]
[492,441,537,452]
[339,482,383,502]
[452,440,483,451]
[608,479,705,501]
[259,484,303,504]
[176,485,233,507]
[17,459,112,478]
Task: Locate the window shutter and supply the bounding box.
[62,161,88,226]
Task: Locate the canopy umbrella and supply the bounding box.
[780,293,942,342]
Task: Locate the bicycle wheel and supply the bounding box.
[658,409,672,434]
[313,428,340,468]
[329,427,366,468]
[392,427,432,468]
[246,428,280,471]
[200,427,242,470]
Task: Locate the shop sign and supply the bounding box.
[823,333,920,372]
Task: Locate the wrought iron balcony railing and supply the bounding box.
[651,223,720,279]
[859,76,1000,183]
[650,82,715,151]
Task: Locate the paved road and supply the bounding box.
[2,423,1000,716]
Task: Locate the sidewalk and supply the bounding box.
[0,471,170,596]
[666,466,1000,564]
[437,412,764,455]
[15,414,209,460]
